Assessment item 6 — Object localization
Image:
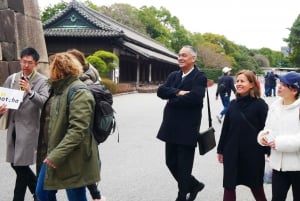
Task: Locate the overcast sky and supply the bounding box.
[38,0,300,51]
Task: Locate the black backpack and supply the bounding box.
[67,83,117,144]
[218,82,227,94]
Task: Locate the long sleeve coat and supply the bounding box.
[43,76,100,190]
[258,98,300,171]
[217,95,269,188]
[157,67,207,146]
[3,71,49,166]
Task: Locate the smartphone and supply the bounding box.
[21,76,26,80]
[264,134,275,143]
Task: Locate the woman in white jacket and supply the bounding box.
[257,72,300,201]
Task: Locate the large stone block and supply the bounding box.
[1,42,17,61]
[0,10,16,42]
[23,0,40,20]
[15,13,48,63]
[37,63,50,78]
[7,0,24,14]
[0,0,48,80]
[0,0,8,10]
[0,61,9,85]
[0,43,2,60]
[15,13,26,57]
[8,61,20,75]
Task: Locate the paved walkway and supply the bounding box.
[0,84,292,200]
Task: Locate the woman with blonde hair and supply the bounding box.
[36,52,100,201]
[217,70,269,201]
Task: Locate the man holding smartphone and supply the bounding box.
[0,47,49,201]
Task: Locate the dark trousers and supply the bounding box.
[165,143,199,198]
[272,169,300,201]
[11,163,37,201]
[87,183,101,199]
[223,186,267,201]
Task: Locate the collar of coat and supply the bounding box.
[49,76,79,95]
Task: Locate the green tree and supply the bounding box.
[40,0,68,22]
[40,1,294,71]
[285,14,300,66]
[253,54,270,67]
[98,3,146,34]
[83,0,100,11]
[86,50,119,77]
[137,6,172,49]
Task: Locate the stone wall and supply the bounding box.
[0,0,48,85]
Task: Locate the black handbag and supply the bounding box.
[197,88,216,155]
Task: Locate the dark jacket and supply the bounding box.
[216,75,236,97]
[157,67,207,146]
[217,95,269,188]
[266,72,277,87]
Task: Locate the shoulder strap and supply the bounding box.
[10,73,16,88]
[205,88,212,127]
[239,111,256,131]
[67,85,88,106]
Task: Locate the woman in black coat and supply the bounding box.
[217,70,270,201]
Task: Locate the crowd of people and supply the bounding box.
[0,45,300,201]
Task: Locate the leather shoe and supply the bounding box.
[187,182,205,201]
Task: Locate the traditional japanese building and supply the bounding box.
[43,0,179,85]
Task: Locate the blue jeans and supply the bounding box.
[220,95,230,116]
[270,86,276,96]
[36,163,87,201]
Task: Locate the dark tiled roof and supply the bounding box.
[123,41,178,64]
[44,28,121,38]
[43,0,178,63]
[43,1,123,38]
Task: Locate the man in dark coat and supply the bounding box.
[266,68,277,97]
[157,45,207,201]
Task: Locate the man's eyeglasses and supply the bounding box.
[20,60,35,66]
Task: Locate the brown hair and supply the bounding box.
[236,69,261,98]
[49,52,83,80]
[67,49,89,71]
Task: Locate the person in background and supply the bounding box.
[216,67,236,123]
[67,49,101,85]
[35,52,100,201]
[157,45,207,201]
[217,70,269,201]
[257,72,300,201]
[264,71,271,97]
[266,68,277,97]
[0,47,49,201]
[67,48,105,201]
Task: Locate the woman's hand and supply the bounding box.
[0,104,8,114]
[217,154,223,163]
[43,158,56,168]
